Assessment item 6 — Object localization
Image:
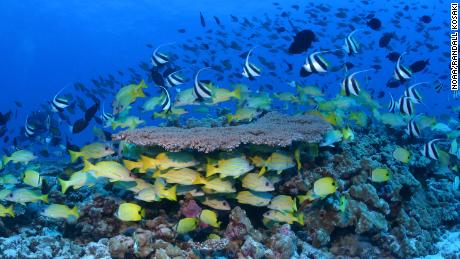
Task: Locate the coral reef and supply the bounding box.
[0,227,110,258]
[113,112,331,153]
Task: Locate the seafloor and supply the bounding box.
[0,120,459,259]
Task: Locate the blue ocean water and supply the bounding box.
[0,0,451,136]
[0,0,458,258]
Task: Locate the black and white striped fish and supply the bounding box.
[151,43,173,67]
[193,67,213,101]
[405,114,421,138]
[51,88,70,112]
[399,96,414,115]
[159,86,172,112]
[394,52,412,81]
[301,51,330,75]
[421,139,441,160]
[404,82,426,104]
[341,69,374,96]
[100,105,114,123]
[165,69,186,88]
[343,29,362,55]
[242,48,261,80]
[24,116,35,138]
[388,93,398,113]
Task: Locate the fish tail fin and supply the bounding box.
[162,185,177,201]
[68,150,81,163]
[205,163,218,178]
[226,115,233,123]
[123,159,142,171]
[297,213,304,226]
[233,86,242,100]
[257,166,267,177]
[152,170,161,178]
[71,206,80,219]
[192,177,205,185]
[41,194,49,203]
[140,208,146,218]
[83,159,95,172]
[58,178,70,194]
[2,156,10,166]
[6,205,14,217]
[140,155,157,171]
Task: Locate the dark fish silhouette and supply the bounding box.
[367,18,382,30]
[84,101,100,122]
[379,32,393,48]
[71,118,89,134]
[288,29,316,54]
[200,12,206,27]
[386,52,400,62]
[213,16,221,25]
[419,15,432,24]
[409,60,429,73]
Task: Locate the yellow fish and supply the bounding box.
[0,174,19,185]
[349,111,368,127]
[0,189,12,200]
[393,147,410,163]
[83,160,136,182]
[41,204,79,221]
[296,85,323,97]
[58,171,97,194]
[241,173,274,192]
[227,107,262,123]
[341,127,355,141]
[153,168,203,185]
[339,196,348,213]
[68,143,114,163]
[371,168,391,183]
[113,80,147,114]
[116,203,144,222]
[297,190,316,203]
[313,177,338,197]
[199,209,221,228]
[263,210,304,225]
[111,116,145,130]
[241,93,272,111]
[142,94,165,111]
[127,152,198,173]
[201,197,231,211]
[236,191,272,206]
[3,150,37,166]
[273,92,300,103]
[206,154,253,178]
[251,151,295,176]
[194,177,236,193]
[268,195,297,214]
[153,108,188,119]
[175,217,199,234]
[0,204,14,217]
[22,170,42,188]
[5,188,48,205]
[114,178,152,194]
[209,85,241,105]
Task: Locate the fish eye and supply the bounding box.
[332,182,336,186]
[265,182,269,186]
[223,201,228,206]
